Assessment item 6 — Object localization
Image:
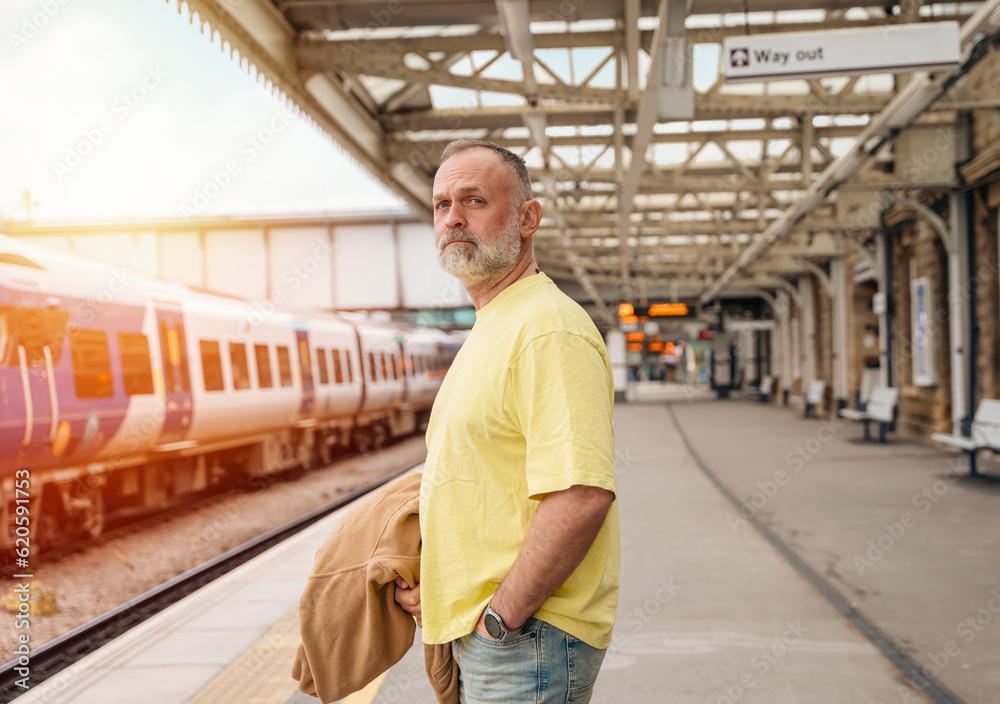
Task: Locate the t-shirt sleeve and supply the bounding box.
[504,331,616,500]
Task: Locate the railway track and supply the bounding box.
[5,445,374,573]
[0,459,420,697]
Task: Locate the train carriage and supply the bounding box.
[0,235,461,552]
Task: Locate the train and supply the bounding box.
[0,234,462,553]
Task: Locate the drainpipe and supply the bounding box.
[957,112,977,433]
[965,189,977,430]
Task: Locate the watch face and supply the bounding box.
[485,613,502,639]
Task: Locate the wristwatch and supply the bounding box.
[484,603,522,641]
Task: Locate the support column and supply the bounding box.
[949,192,971,434]
[778,290,792,404]
[875,232,891,388]
[831,257,849,410]
[799,277,816,385]
[742,328,756,388]
[606,330,627,404]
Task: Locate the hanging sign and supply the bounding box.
[723,22,960,83]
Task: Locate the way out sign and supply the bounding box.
[723,22,959,83]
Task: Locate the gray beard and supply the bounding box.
[437,210,523,287]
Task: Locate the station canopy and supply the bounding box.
[180,0,994,318]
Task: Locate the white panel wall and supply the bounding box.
[68,232,159,276]
[267,226,333,309]
[14,216,474,312]
[206,229,267,300]
[333,225,399,309]
[160,232,203,288]
[397,223,472,309]
[20,236,73,255]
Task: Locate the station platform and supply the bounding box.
[14,385,1000,704]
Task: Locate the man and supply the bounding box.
[394,139,619,703]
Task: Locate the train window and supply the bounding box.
[368,351,377,382]
[176,326,192,392]
[160,322,192,394]
[254,344,273,389]
[10,306,68,366]
[230,342,251,390]
[118,332,154,395]
[332,348,344,384]
[389,353,398,380]
[199,340,225,392]
[276,345,293,387]
[316,346,329,385]
[69,329,114,398]
[344,351,353,383]
[380,352,388,380]
[160,322,176,392]
[298,339,311,377]
[0,309,10,365]
[408,354,415,377]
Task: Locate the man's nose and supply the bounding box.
[443,203,467,230]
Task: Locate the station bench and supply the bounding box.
[838,386,899,443]
[931,399,1000,476]
[758,376,773,403]
[804,380,826,418]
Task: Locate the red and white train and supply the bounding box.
[0,235,461,551]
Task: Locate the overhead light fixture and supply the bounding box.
[524,109,550,151]
[496,0,534,63]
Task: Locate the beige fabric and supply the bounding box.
[291,472,458,704]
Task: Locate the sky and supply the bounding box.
[0,1,907,225]
[0,0,405,223]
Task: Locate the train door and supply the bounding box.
[295,329,315,417]
[12,288,58,452]
[154,302,192,444]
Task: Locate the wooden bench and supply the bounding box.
[931,399,1000,476]
[804,380,826,418]
[839,386,899,443]
[757,375,773,403]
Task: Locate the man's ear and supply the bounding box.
[519,200,543,236]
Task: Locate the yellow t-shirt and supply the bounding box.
[419,273,619,649]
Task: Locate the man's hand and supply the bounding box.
[393,577,422,627]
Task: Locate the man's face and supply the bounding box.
[432,148,524,285]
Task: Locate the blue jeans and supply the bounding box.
[450,617,607,704]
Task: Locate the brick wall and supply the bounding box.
[972,189,1000,406]
[964,51,1000,154]
[844,249,880,405]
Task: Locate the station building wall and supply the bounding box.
[971,191,1000,405]
[11,215,472,313]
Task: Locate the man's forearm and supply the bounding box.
[489,485,613,629]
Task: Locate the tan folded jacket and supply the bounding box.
[291,472,458,704]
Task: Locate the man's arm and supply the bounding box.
[478,483,613,636]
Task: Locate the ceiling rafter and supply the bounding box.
[198,0,997,306]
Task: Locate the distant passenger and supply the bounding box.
[393,139,619,703]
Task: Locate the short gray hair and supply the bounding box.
[439,139,533,205]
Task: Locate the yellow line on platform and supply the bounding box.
[187,609,302,704]
[341,670,389,704]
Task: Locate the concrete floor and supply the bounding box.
[331,390,985,704]
[668,393,1000,704]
